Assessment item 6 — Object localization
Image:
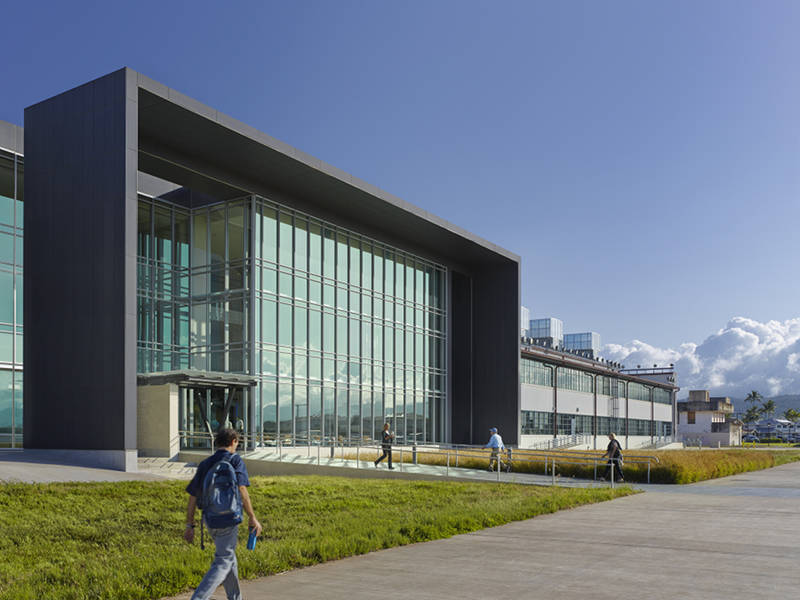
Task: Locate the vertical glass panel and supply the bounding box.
[323,313,335,352]
[337,233,348,282]
[0,234,13,264]
[309,386,322,442]
[137,201,152,259]
[295,217,308,272]
[262,383,278,440]
[323,228,336,279]
[228,203,245,289]
[278,383,292,439]
[210,300,225,347]
[309,221,322,275]
[323,387,335,441]
[309,309,322,351]
[262,267,277,293]
[0,153,14,216]
[373,392,384,439]
[0,369,11,445]
[361,322,372,359]
[228,203,245,261]
[349,238,360,286]
[278,303,292,346]
[336,316,347,355]
[154,206,172,265]
[395,256,405,300]
[350,389,360,440]
[229,298,244,344]
[15,162,23,204]
[323,283,334,307]
[309,353,321,380]
[14,274,21,325]
[373,250,383,293]
[294,352,307,379]
[337,389,348,441]
[384,251,394,296]
[261,205,277,263]
[262,346,277,375]
[295,306,307,349]
[13,369,22,439]
[279,213,293,266]
[309,280,321,304]
[209,208,226,264]
[192,212,208,267]
[362,242,372,290]
[0,332,12,362]
[373,325,383,360]
[323,357,335,381]
[294,385,308,442]
[294,276,307,301]
[174,211,190,269]
[349,319,360,357]
[384,325,393,362]
[261,299,276,344]
[0,271,12,324]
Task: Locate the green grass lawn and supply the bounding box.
[0,476,633,600]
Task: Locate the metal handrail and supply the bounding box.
[176,431,661,484]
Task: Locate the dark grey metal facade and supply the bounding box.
[24,70,138,454]
[23,68,520,459]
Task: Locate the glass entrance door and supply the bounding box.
[180,386,248,450]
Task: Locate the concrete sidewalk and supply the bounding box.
[166,462,800,600]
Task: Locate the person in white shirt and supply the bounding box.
[484,427,505,471]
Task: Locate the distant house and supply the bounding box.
[755,418,793,440]
[677,390,742,446]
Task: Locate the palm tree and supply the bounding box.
[760,399,776,419]
[783,408,800,423]
[745,390,764,406]
[743,406,762,424]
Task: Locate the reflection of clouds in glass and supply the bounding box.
[603,317,800,397]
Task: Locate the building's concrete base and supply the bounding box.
[21,449,138,472]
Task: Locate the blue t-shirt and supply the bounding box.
[185,450,250,497]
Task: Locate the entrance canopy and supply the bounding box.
[137,370,258,388]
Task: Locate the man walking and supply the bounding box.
[374,423,395,469]
[601,432,624,482]
[484,427,505,471]
[184,428,262,600]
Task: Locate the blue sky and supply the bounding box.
[3,1,799,355]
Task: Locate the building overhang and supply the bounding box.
[130,69,519,270]
[137,370,259,388]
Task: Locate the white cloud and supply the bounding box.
[601,317,800,398]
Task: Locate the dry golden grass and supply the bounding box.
[346,446,800,484]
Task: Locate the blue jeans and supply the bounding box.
[192,524,241,600]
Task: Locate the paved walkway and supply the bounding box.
[165,462,800,600]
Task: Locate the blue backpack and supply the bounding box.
[198,457,243,529]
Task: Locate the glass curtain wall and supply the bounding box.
[253,196,447,446]
[0,149,23,447]
[137,193,448,447]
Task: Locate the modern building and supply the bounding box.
[676,390,741,447]
[563,331,601,358]
[520,341,677,449]
[528,317,564,349]
[4,68,520,470]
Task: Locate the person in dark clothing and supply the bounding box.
[374,423,395,469]
[601,432,624,482]
[183,428,262,600]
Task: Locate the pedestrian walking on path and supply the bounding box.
[183,428,263,600]
[375,423,395,469]
[601,432,624,482]
[484,427,505,471]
